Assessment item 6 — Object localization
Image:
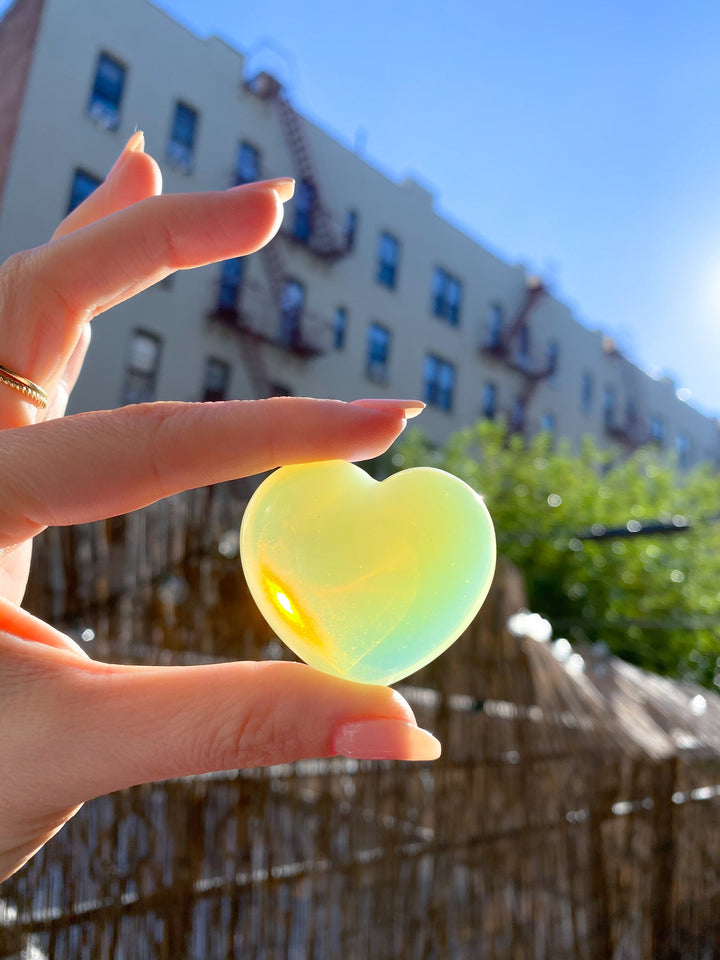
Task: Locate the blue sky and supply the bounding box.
[155,0,720,417]
[4,0,720,415]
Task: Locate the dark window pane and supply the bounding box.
[546,341,559,377]
[294,179,316,243]
[424,354,455,411]
[511,396,525,430]
[488,304,503,348]
[649,415,664,446]
[203,358,230,402]
[67,169,101,213]
[432,268,462,325]
[167,102,198,171]
[367,323,390,381]
[377,232,399,288]
[482,382,497,419]
[541,412,556,433]
[279,280,305,348]
[236,142,260,185]
[333,307,347,350]
[217,258,243,312]
[121,331,162,405]
[87,52,125,128]
[345,210,358,250]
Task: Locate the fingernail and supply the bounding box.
[351,398,425,420]
[108,131,145,178]
[125,130,145,154]
[332,718,441,761]
[231,177,295,202]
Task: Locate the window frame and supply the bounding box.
[366,322,391,383]
[217,258,244,314]
[279,279,306,349]
[481,382,497,420]
[431,267,463,326]
[424,354,456,412]
[333,307,348,350]
[488,303,504,349]
[87,51,126,129]
[202,357,231,402]
[235,141,260,185]
[293,179,317,244]
[166,100,199,172]
[376,231,400,289]
[67,168,102,214]
[121,329,162,405]
[345,210,358,251]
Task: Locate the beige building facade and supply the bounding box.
[1,0,718,468]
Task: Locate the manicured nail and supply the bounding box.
[232,177,295,202]
[125,130,145,153]
[332,718,441,761]
[351,398,425,420]
[108,131,145,177]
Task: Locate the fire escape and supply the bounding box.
[209,71,350,399]
[602,338,649,449]
[480,277,553,435]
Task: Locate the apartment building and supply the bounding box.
[1,0,718,467]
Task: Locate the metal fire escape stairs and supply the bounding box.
[482,277,551,434]
[603,338,648,449]
[214,71,349,399]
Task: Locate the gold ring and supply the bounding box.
[0,362,48,409]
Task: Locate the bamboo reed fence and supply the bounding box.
[2,485,720,959]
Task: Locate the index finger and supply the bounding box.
[0,179,293,404]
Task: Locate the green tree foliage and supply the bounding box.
[392,420,720,689]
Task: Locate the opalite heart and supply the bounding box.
[240,460,496,685]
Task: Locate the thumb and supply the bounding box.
[5,639,441,810]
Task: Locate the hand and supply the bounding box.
[0,135,439,882]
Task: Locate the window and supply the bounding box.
[235,142,260,185]
[517,324,530,359]
[87,52,125,129]
[581,372,593,413]
[487,303,504,349]
[333,307,347,350]
[202,358,230,402]
[603,387,615,428]
[121,330,162,405]
[366,323,391,382]
[67,169,101,213]
[676,433,691,468]
[166,101,198,172]
[377,232,399,288]
[546,341,559,379]
[540,412,556,434]
[511,396,526,431]
[294,179,316,243]
[217,258,243,313]
[649,414,664,447]
[424,354,455,412]
[482,382,497,420]
[271,383,293,397]
[345,210,358,250]
[279,279,305,349]
[432,268,462,326]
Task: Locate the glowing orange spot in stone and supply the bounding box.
[259,566,326,653]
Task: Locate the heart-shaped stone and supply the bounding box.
[240,460,496,685]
